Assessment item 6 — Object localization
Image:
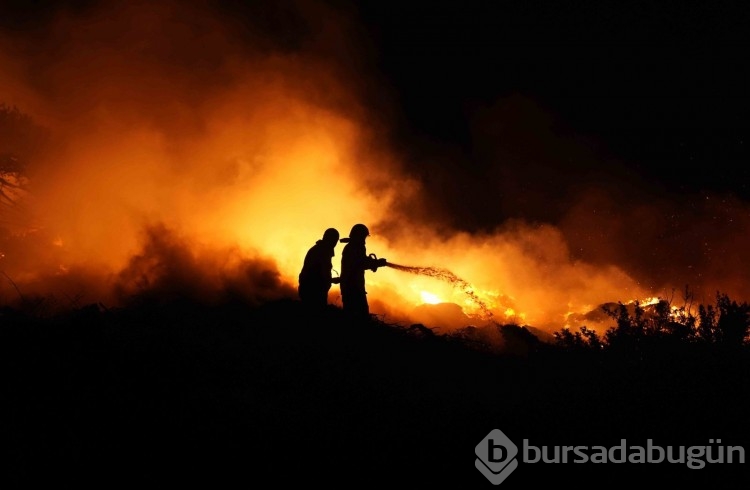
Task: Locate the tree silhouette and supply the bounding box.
[698,292,750,346]
[552,325,602,352]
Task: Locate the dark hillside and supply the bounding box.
[2,298,749,487]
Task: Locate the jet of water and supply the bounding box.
[385,262,493,318]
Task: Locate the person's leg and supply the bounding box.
[316,289,329,308]
[343,293,369,323]
[300,286,328,316]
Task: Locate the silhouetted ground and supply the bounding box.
[2,298,749,487]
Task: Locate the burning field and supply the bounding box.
[2,1,750,336]
[3,4,750,487]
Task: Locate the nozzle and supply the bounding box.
[367,253,388,272]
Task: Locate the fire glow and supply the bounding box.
[2,1,748,336]
[420,291,441,305]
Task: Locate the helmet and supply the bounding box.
[322,228,340,242]
[348,223,370,240]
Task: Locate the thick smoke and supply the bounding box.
[114,223,295,306]
[1,1,748,334]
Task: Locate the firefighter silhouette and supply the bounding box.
[298,227,341,311]
[339,223,386,322]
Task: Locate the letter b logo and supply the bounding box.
[488,440,507,462]
[475,429,519,485]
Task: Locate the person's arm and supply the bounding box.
[320,256,334,284]
[341,244,383,276]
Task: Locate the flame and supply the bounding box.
[420,291,441,305]
[633,297,661,307]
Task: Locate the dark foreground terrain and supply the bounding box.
[2,298,749,487]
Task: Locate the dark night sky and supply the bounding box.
[339,1,750,258]
[352,1,750,177]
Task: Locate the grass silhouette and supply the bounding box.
[2,296,749,486]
